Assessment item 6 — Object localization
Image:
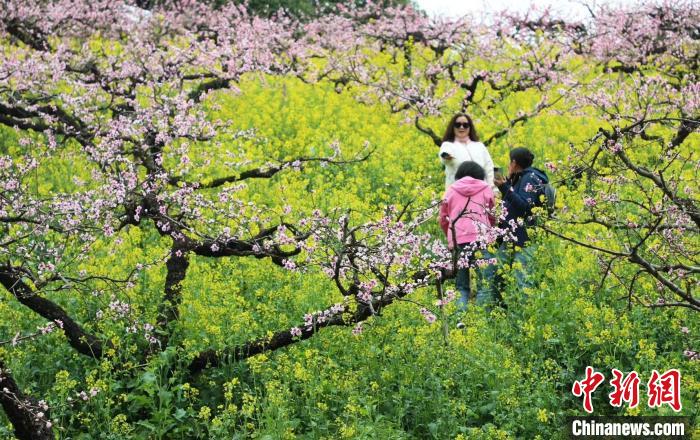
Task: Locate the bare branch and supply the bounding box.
[0,360,53,440]
[414,116,441,146]
[0,265,105,358]
[170,150,374,189]
[189,271,431,374]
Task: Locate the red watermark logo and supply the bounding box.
[572,367,681,413]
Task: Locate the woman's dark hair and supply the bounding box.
[441,113,480,143]
[510,147,535,169]
[455,161,485,181]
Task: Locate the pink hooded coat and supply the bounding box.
[439,177,496,248]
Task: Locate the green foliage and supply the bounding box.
[2,65,699,440]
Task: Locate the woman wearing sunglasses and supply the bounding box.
[438,113,495,192]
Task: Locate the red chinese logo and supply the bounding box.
[609,369,640,408]
[647,369,682,411]
[572,366,605,413]
[573,367,682,413]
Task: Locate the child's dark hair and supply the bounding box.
[510,147,535,168]
[455,161,485,181]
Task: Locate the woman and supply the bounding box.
[438,113,495,192]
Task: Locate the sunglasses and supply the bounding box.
[454,122,470,129]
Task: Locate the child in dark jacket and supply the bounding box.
[494,147,549,247]
[486,147,549,302]
[439,161,495,311]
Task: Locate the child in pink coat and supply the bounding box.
[439,161,496,311]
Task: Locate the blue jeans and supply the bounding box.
[476,243,536,306]
[455,264,472,310]
[454,245,488,311]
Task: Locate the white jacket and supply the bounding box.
[439,141,496,192]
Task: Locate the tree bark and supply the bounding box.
[156,247,190,345]
[0,360,53,440]
[0,266,104,358]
